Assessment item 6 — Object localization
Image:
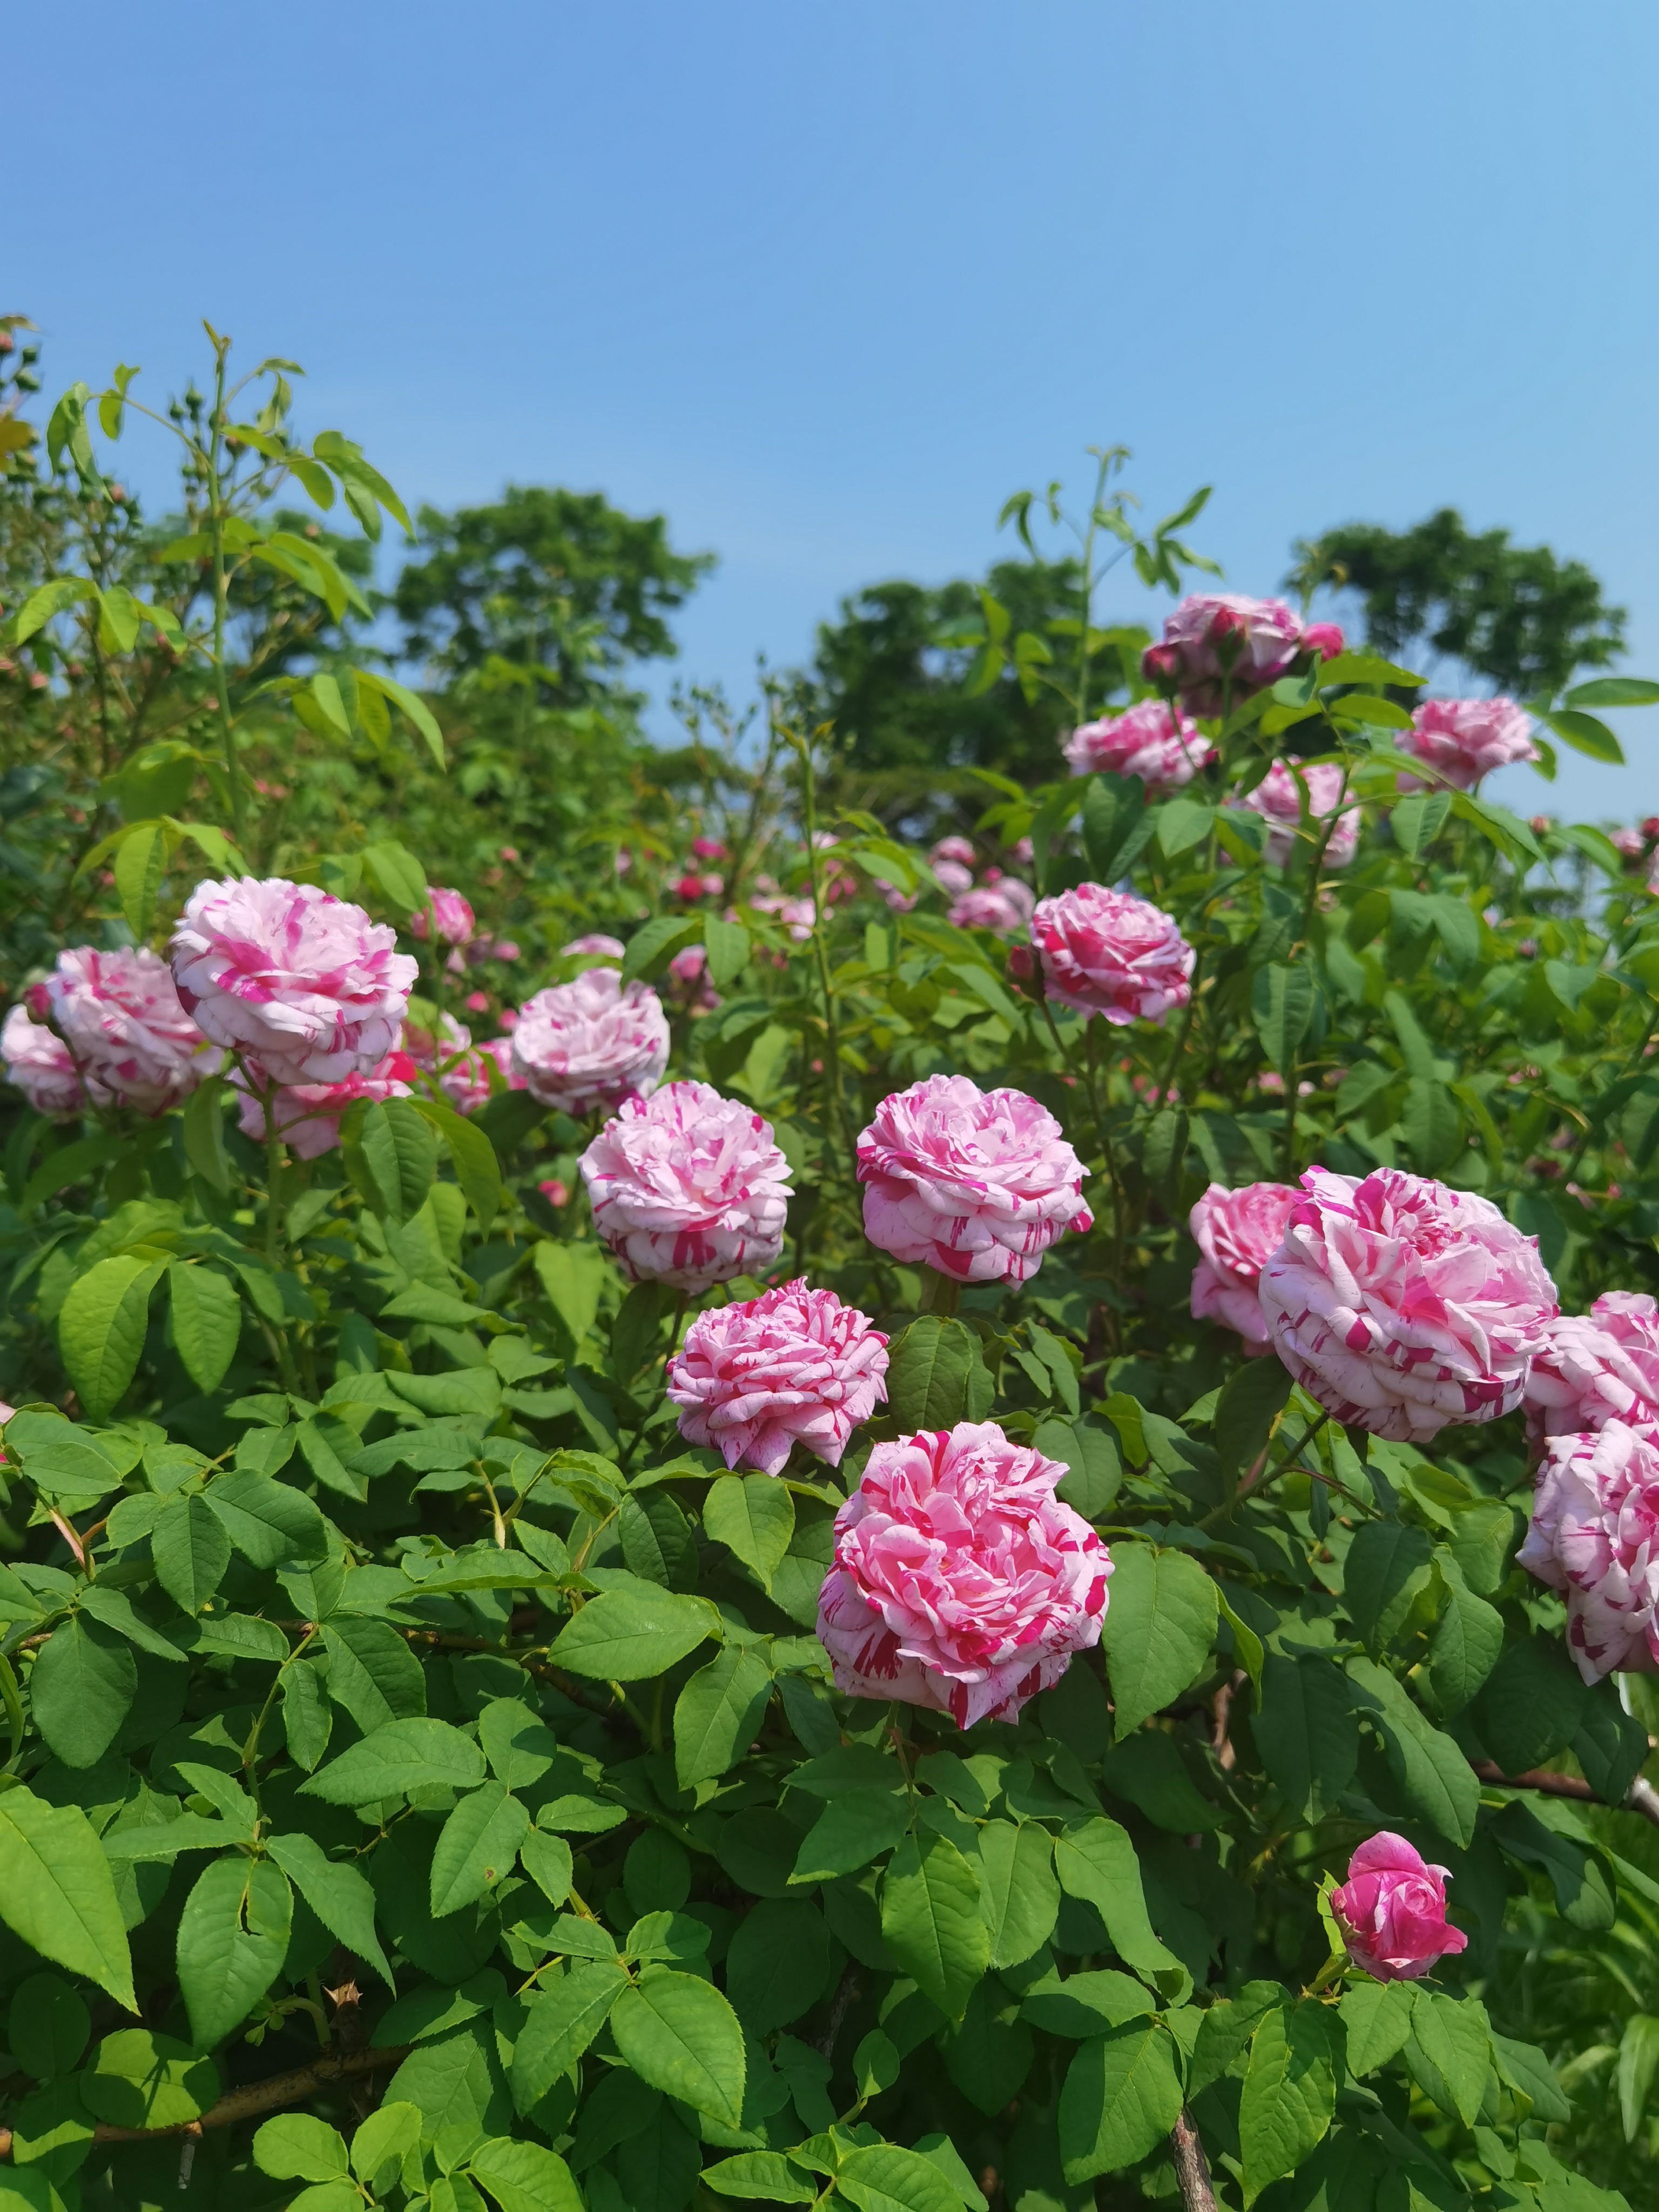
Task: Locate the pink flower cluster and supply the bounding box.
[929,837,977,896]
[233,1049,417,1161]
[1331,1833,1468,1981]
[1401,698,1538,791]
[1258,1166,1558,1441]
[858,1074,1091,1286]
[667,1280,889,1475]
[1238,761,1360,868]
[171,877,417,1087]
[1523,1293,1659,1446]
[1030,885,1194,1026]
[1062,700,1212,797]
[511,968,670,1117]
[26,947,212,1116]
[579,1079,793,1292]
[2,1004,84,1119]
[1189,1181,1297,1353]
[1143,594,1343,717]
[817,1421,1112,1728]
[1519,1420,1659,1682]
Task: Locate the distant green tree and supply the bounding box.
[1289,507,1626,697]
[394,484,714,706]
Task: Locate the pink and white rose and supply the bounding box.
[1523,1293,1659,1446]
[232,1048,417,1161]
[1239,761,1360,868]
[511,969,670,1117]
[1144,594,1309,716]
[1401,698,1539,791]
[1258,1165,1559,1441]
[409,887,476,946]
[816,1420,1112,1729]
[858,1073,1091,1286]
[2,1004,84,1120]
[1031,884,1194,1026]
[1062,700,1212,795]
[1189,1181,1298,1353]
[579,1079,793,1291]
[1519,1419,1659,1681]
[666,1279,889,1475]
[1331,1833,1468,1981]
[35,946,211,1115]
[561,934,626,962]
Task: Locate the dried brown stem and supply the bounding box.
[1170,2107,1217,2211]
[1471,1761,1659,1830]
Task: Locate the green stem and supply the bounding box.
[793,729,856,1178]
[205,331,246,850]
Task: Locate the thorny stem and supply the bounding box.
[1198,1413,1332,1530]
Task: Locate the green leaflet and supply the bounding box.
[1098,1542,1218,1732]
[0,1789,134,2010]
[879,1832,988,2021]
[1238,2002,1338,2203]
[549,1586,717,1679]
[1057,2021,1184,2182]
[176,1857,293,2048]
[609,1968,746,2127]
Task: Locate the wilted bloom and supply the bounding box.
[1524,1294,1659,1446]
[667,1280,890,1476]
[2,1004,85,1119]
[232,1049,416,1161]
[816,1421,1112,1728]
[1400,698,1539,791]
[1190,1182,1298,1353]
[1239,761,1360,868]
[38,946,211,1114]
[858,1073,1091,1286]
[949,879,1035,935]
[1520,1419,1659,1680]
[409,887,476,946]
[561,934,626,962]
[511,969,670,1117]
[1031,884,1194,1026]
[1144,594,1307,715]
[1331,1833,1468,1981]
[171,876,417,1085]
[1258,1166,1558,1441]
[1062,700,1212,796]
[579,1079,793,1292]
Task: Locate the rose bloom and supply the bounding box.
[933,858,974,897]
[232,1049,416,1161]
[1239,761,1360,868]
[579,1079,793,1292]
[1331,1833,1468,1982]
[409,887,476,946]
[441,1035,525,1116]
[171,876,417,1086]
[1062,700,1212,796]
[561,934,626,962]
[930,835,977,869]
[33,946,210,1115]
[1401,697,1539,791]
[666,1280,890,1476]
[1189,1181,1298,1353]
[511,969,670,1117]
[816,1421,1112,1728]
[1523,1293,1659,1446]
[1143,594,1308,716]
[858,1073,1091,1286]
[949,878,1035,936]
[1612,827,1648,861]
[1,1004,85,1119]
[1258,1165,1558,1441]
[1519,1420,1659,1681]
[1031,884,1194,1026]
[751,893,817,943]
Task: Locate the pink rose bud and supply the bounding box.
[666,1279,891,1476]
[691,837,728,861]
[858,1073,1091,1286]
[493,940,520,963]
[1189,1182,1298,1353]
[579,1080,793,1292]
[170,876,417,1087]
[39,946,214,1116]
[1258,1166,1559,1441]
[929,836,977,869]
[700,874,725,898]
[1399,698,1539,791]
[1519,1419,1659,1680]
[1301,621,1345,660]
[1141,642,1182,687]
[538,1177,570,1209]
[1149,594,1306,715]
[561,935,625,962]
[1238,761,1361,868]
[1006,942,1036,981]
[1063,700,1213,796]
[2,1004,85,1120]
[816,1420,1113,1728]
[1331,1833,1468,1981]
[500,846,520,864]
[232,1049,417,1161]
[465,990,490,1013]
[511,970,670,1118]
[1031,885,1195,1027]
[949,880,1034,936]
[1523,1294,1659,1447]
[409,888,476,947]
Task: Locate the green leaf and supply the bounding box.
[1157,798,1215,858]
[1052,1818,1186,1990]
[1057,2022,1184,2182]
[265,1831,394,1990]
[520,1830,573,1908]
[349,2101,421,2184]
[8,1973,91,2082]
[1492,2030,1570,2123]
[1098,1541,1218,1732]
[704,918,752,990]
[355,670,446,768]
[180,1078,232,1193]
[320,1618,426,1734]
[1251,962,1314,1072]
[1616,2016,1659,2142]
[1344,1520,1434,1651]
[361,838,428,914]
[1238,2002,1337,2203]
[1427,1574,1503,1716]
[621,914,703,984]
[81,2028,217,2128]
[886,1317,992,1429]
[838,2143,965,2212]
[478,1698,559,1788]
[466,2137,584,2212]
[1211,1360,1293,1483]
[4,1412,123,1501]
[1391,791,1452,860]
[880,1831,989,2020]
[703,1474,795,1585]
[1566,676,1659,707]
[979,1818,1060,1970]
[409,1095,502,1235]
[1491,1800,1616,1932]
[57,1255,166,1421]
[0,1788,135,2008]
[30,1615,136,1767]
[1408,1988,1492,2127]
[1401,1076,1462,1174]
[673,1644,774,1789]
[1346,1658,1478,1846]
[167,1263,241,1393]
[300,1717,487,1803]
[1475,1634,1591,1775]
[1081,772,1153,883]
[1253,1655,1358,1821]
[430,1781,531,1915]
[253,2113,350,2182]
[113,820,168,939]
[348,1098,438,1223]
[792,1788,910,1882]
[1339,1979,1414,2076]
[725,1898,832,2031]
[281,1658,333,1772]
[701,2150,817,2203]
[549,1586,716,1680]
[1546,707,1624,764]
[509,1960,629,2113]
[610,1968,746,2127]
[176,1856,292,2048]
[152,1493,231,1615]
[204,1468,328,1568]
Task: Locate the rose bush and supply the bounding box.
[1,335,1659,2211]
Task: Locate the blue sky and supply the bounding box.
[11,0,1659,818]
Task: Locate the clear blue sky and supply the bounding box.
[11,0,1659,818]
